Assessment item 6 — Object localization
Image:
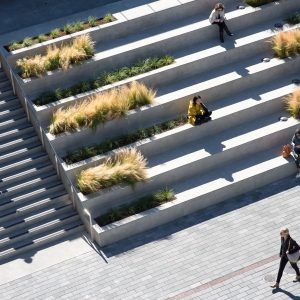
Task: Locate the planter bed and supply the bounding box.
[5,14,116,52]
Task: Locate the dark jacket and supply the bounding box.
[279,235,300,257]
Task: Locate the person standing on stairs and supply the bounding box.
[291,128,300,178]
[187,96,212,125]
[271,227,300,289]
[209,3,234,43]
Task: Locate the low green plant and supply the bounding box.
[245,0,273,7]
[22,37,34,47]
[73,21,85,32]
[8,41,23,51]
[96,187,175,226]
[34,55,174,105]
[103,13,116,23]
[88,16,97,27]
[63,23,75,34]
[286,89,300,119]
[50,28,61,38]
[77,148,147,194]
[286,13,300,25]
[38,34,48,43]
[64,116,186,164]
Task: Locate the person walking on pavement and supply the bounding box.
[271,227,300,289]
[209,3,234,43]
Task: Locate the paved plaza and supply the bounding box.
[0,176,299,299]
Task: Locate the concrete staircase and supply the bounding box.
[2,0,300,246]
[0,68,83,261]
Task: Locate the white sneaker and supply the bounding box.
[296,173,300,178]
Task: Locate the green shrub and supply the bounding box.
[63,23,75,34]
[103,13,116,23]
[96,187,175,226]
[64,115,186,164]
[8,41,23,51]
[286,13,300,25]
[245,0,273,7]
[73,21,84,32]
[33,55,174,105]
[38,34,48,43]
[22,37,34,47]
[88,16,97,27]
[50,28,61,38]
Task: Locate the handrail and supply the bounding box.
[84,208,94,242]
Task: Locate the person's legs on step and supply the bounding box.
[222,21,233,36]
[213,22,224,43]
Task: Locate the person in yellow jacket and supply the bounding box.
[188,96,212,125]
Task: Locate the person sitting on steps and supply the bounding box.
[188,96,212,125]
[209,2,234,43]
[291,128,300,178]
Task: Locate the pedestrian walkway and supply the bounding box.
[0,175,299,299]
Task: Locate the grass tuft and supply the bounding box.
[49,81,155,135]
[286,12,300,25]
[245,0,273,7]
[96,187,175,226]
[271,30,300,59]
[285,89,300,119]
[16,34,94,78]
[77,148,148,194]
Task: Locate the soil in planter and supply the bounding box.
[5,15,116,52]
[96,188,175,226]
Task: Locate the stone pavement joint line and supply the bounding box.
[168,254,278,299]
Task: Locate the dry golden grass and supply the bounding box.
[285,89,300,119]
[49,81,155,135]
[17,34,94,78]
[271,29,300,58]
[77,148,148,194]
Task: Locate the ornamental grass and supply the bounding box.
[16,34,94,78]
[49,81,155,135]
[77,148,148,194]
[271,30,300,59]
[285,89,300,119]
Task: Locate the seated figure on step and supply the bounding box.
[291,128,300,178]
[188,96,212,126]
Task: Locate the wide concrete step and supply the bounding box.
[0,212,79,250]
[0,143,43,166]
[0,151,49,177]
[0,124,34,144]
[0,179,63,212]
[98,146,296,246]
[0,172,58,202]
[0,219,83,261]
[0,107,24,123]
[22,0,298,98]
[0,80,11,92]
[0,187,68,223]
[0,134,39,153]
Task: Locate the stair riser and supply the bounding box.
[96,162,296,247]
[0,164,53,189]
[0,145,43,166]
[19,1,298,98]
[0,109,24,122]
[0,117,27,134]
[0,201,71,238]
[0,154,48,177]
[0,214,79,250]
[0,182,63,213]
[50,55,300,158]
[0,136,38,153]
[0,224,83,262]
[0,90,14,100]
[0,174,58,201]
[0,126,33,144]
[0,98,18,110]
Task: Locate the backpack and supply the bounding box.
[282,144,292,158]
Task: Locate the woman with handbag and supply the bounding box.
[187,96,212,125]
[271,227,300,289]
[209,3,234,43]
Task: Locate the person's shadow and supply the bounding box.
[272,287,300,299]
